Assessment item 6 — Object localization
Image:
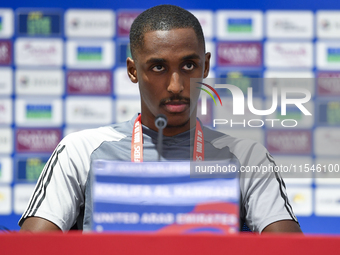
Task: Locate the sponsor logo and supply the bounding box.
[0,40,11,65]
[17,11,61,36]
[0,135,9,144]
[27,12,52,35]
[0,68,12,94]
[265,42,313,68]
[0,185,11,215]
[293,194,305,203]
[20,75,29,86]
[16,129,61,152]
[15,39,63,66]
[70,18,78,27]
[17,157,48,181]
[0,128,12,154]
[16,70,64,95]
[314,127,340,156]
[317,12,340,38]
[327,48,340,63]
[66,98,112,124]
[71,17,109,28]
[320,19,331,30]
[77,46,102,61]
[315,188,340,216]
[316,42,340,69]
[66,40,114,68]
[26,104,52,119]
[216,11,263,40]
[273,20,306,32]
[70,18,110,30]
[66,10,114,37]
[16,98,62,126]
[217,42,262,66]
[266,11,313,39]
[23,42,56,54]
[227,18,252,33]
[320,19,340,32]
[67,71,111,94]
[0,9,14,38]
[287,187,312,216]
[117,12,141,37]
[318,101,340,125]
[266,130,312,154]
[317,72,340,96]
[14,184,35,214]
[72,106,105,119]
[0,99,12,124]
[0,157,12,183]
[116,99,141,123]
[275,45,306,56]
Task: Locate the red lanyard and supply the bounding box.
[131,115,204,162]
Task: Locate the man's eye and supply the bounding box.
[183,63,194,71]
[152,65,164,72]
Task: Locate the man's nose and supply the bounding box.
[167,72,184,94]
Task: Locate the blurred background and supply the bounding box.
[0,0,340,233]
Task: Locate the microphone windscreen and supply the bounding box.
[155,114,167,129]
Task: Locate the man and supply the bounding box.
[19,5,302,233]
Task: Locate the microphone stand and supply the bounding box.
[155,114,167,161]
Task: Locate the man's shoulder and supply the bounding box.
[61,122,129,148]
[203,126,260,149]
[202,126,268,164]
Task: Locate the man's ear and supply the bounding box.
[127,57,138,83]
[203,52,211,78]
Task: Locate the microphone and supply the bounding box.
[155,114,167,161]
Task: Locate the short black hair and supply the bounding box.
[129,4,205,59]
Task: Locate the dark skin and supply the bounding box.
[127,29,209,136]
[20,28,302,233]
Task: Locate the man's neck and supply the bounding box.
[140,114,197,137]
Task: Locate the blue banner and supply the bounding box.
[92,161,240,234]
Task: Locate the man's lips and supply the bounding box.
[163,101,189,113]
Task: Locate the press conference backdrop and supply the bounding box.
[0,0,340,233]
